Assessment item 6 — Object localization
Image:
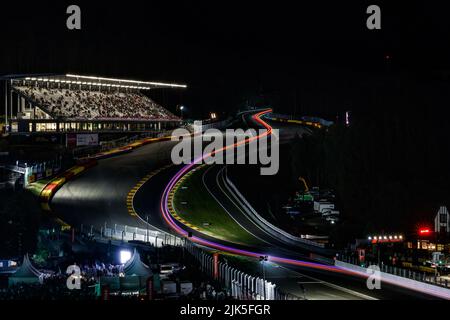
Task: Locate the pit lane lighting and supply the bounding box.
[66,74,187,88]
[368,234,404,243]
[23,75,187,90]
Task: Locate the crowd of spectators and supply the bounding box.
[14,86,179,121]
[78,261,123,279]
[0,260,125,300]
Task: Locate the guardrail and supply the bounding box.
[194,118,233,132]
[75,222,302,300]
[223,167,326,249]
[263,113,325,129]
[338,255,450,290]
[184,241,302,300]
[98,224,182,248]
[68,222,183,248]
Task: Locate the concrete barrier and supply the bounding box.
[224,169,326,250]
[335,260,450,300]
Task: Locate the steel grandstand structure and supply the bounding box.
[1,74,186,134]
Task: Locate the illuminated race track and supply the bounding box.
[49,109,449,299]
[51,140,179,232]
[160,110,357,268]
[160,109,450,300]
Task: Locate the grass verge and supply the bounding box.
[173,165,262,247]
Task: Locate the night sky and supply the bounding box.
[1,1,450,118]
[2,1,450,233]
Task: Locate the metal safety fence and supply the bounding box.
[184,241,302,300]
[339,255,450,289]
[80,222,301,299]
[83,223,184,248]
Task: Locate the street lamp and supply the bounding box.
[146,215,149,243]
[178,105,185,120]
[259,255,268,300]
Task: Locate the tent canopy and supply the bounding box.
[123,249,152,277]
[8,254,43,286]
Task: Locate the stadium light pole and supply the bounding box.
[4,80,7,131]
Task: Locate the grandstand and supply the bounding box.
[1,74,186,134]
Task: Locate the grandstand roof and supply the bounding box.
[1,73,187,90]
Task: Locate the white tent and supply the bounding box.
[8,254,43,286]
[123,249,152,277]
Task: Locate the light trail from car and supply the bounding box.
[159,109,450,300]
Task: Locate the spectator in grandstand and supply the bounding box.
[14,85,180,121]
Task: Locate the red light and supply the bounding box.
[419,228,431,235]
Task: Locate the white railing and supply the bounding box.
[184,241,301,300]
[336,257,450,297]
[223,168,325,249]
[81,223,184,248]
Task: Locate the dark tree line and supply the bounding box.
[290,99,450,243]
